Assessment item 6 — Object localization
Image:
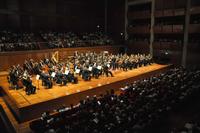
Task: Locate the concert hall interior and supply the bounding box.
[0,0,200,133]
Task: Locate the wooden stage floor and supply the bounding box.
[0,64,170,122]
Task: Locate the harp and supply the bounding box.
[52,51,59,63]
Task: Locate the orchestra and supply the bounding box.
[7,52,153,95]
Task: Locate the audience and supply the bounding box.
[171,121,200,133]
[29,67,200,133]
[40,31,114,49]
[0,30,114,52]
[0,30,39,51]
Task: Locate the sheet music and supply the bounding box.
[65,70,70,75]
[36,75,40,80]
[97,66,102,70]
[75,69,80,74]
[89,67,92,71]
[51,72,56,78]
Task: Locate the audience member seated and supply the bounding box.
[0,30,115,52]
[40,31,114,49]
[29,67,200,133]
[171,121,200,133]
[0,30,39,52]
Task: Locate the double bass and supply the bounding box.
[17,76,24,89]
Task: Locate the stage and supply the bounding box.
[0,64,171,122]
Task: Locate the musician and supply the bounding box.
[147,54,153,65]
[74,63,82,76]
[110,55,117,70]
[66,71,78,84]
[127,59,133,70]
[121,60,128,71]
[81,66,91,81]
[40,71,53,89]
[8,65,24,89]
[8,66,18,89]
[33,62,42,75]
[55,70,67,86]
[61,74,68,86]
[23,76,36,95]
[43,58,48,64]
[131,58,137,69]
[103,63,113,77]
[55,70,63,84]
[91,64,100,79]
[23,60,29,72]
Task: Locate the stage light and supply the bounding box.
[98,83,102,86]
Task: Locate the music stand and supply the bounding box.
[51,72,56,78]
[65,70,70,75]
[51,72,56,85]
[89,67,92,71]
[97,66,102,70]
[75,69,80,74]
[36,74,40,90]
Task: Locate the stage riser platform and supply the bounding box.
[0,64,171,122]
